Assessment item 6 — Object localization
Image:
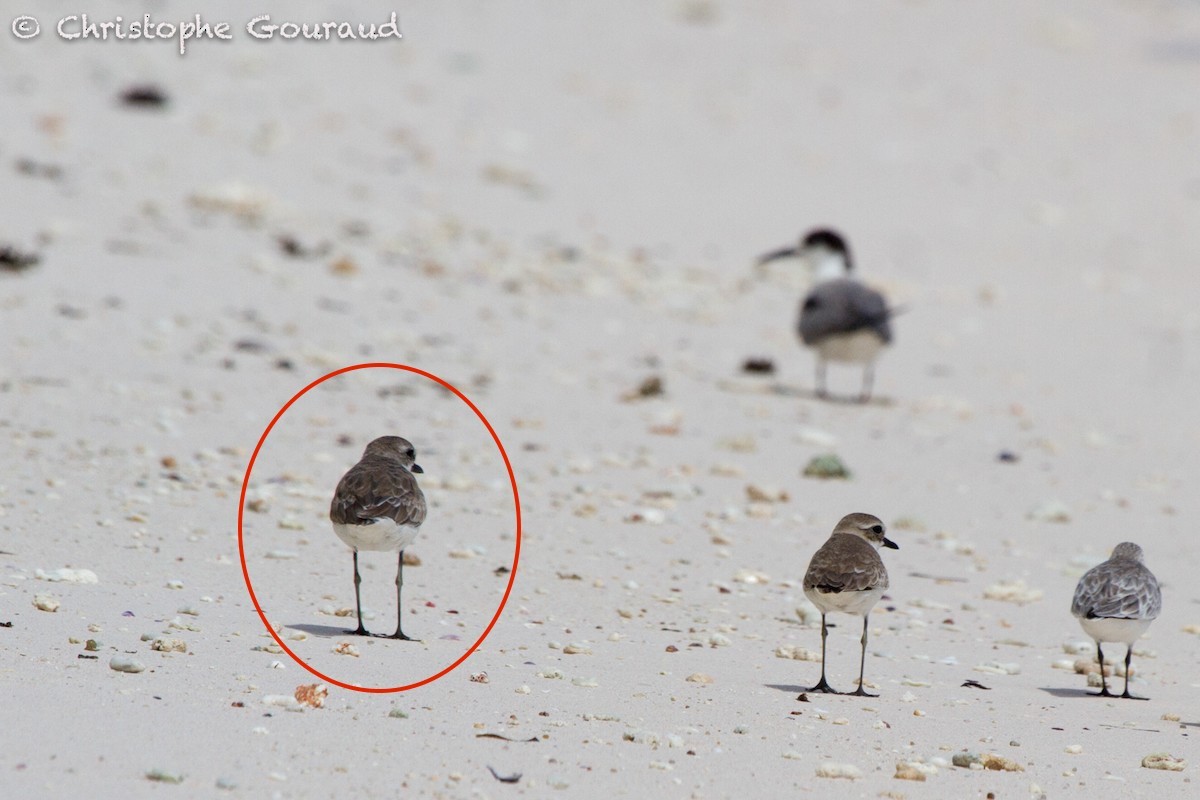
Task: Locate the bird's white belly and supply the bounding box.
[812,329,886,365]
[1077,616,1152,645]
[805,585,885,617]
[332,520,419,552]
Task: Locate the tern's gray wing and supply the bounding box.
[803,534,888,593]
[330,456,427,528]
[1070,560,1162,620]
[798,279,893,345]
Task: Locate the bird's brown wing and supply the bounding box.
[803,534,888,593]
[330,456,427,528]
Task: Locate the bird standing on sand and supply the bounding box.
[802,513,899,696]
[1070,542,1161,699]
[757,229,896,402]
[330,436,427,640]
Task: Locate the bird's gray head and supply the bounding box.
[1110,542,1144,562]
[362,436,424,473]
[832,512,898,550]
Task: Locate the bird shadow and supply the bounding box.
[286,623,357,639]
[1038,686,1102,699]
[765,683,813,695]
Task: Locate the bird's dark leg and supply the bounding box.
[1121,645,1147,700]
[815,360,829,399]
[807,613,838,694]
[380,549,415,641]
[1088,641,1113,697]
[849,614,878,697]
[347,550,369,636]
[859,364,875,404]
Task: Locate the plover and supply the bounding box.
[802,513,898,696]
[1070,542,1161,699]
[757,229,895,402]
[330,436,427,640]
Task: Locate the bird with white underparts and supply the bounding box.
[329,436,427,640]
[1070,541,1161,700]
[757,228,898,402]
[802,512,899,697]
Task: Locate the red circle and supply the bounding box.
[237,362,522,693]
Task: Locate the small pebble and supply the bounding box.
[980,754,1023,772]
[974,661,1020,675]
[33,594,60,612]
[894,762,927,781]
[815,762,862,780]
[35,568,98,584]
[145,768,184,784]
[685,673,714,684]
[263,694,304,712]
[1142,753,1186,771]
[1065,745,1083,755]
[110,656,146,674]
[803,454,851,480]
[294,684,327,708]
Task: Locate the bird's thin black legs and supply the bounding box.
[1088,641,1114,697]
[1120,644,1147,700]
[347,550,370,636]
[849,614,877,697]
[383,549,415,641]
[807,613,838,694]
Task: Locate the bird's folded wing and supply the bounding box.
[1071,564,1161,619]
[804,539,888,593]
[331,461,427,527]
[798,280,893,344]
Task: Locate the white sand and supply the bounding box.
[2,0,1199,796]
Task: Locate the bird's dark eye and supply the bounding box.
[871,525,883,534]
[406,449,415,458]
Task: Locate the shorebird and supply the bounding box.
[330,436,427,640]
[802,513,898,696]
[757,229,895,402]
[1070,542,1161,699]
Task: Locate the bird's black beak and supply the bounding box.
[883,537,899,550]
[755,246,799,267]
[411,463,424,473]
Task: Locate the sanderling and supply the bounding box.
[757,229,896,402]
[1070,541,1161,699]
[802,513,898,696]
[330,436,427,640]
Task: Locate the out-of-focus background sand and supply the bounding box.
[3,1,1199,796]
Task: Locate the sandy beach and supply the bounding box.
[3,1,1200,796]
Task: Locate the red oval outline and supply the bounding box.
[237,362,522,693]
